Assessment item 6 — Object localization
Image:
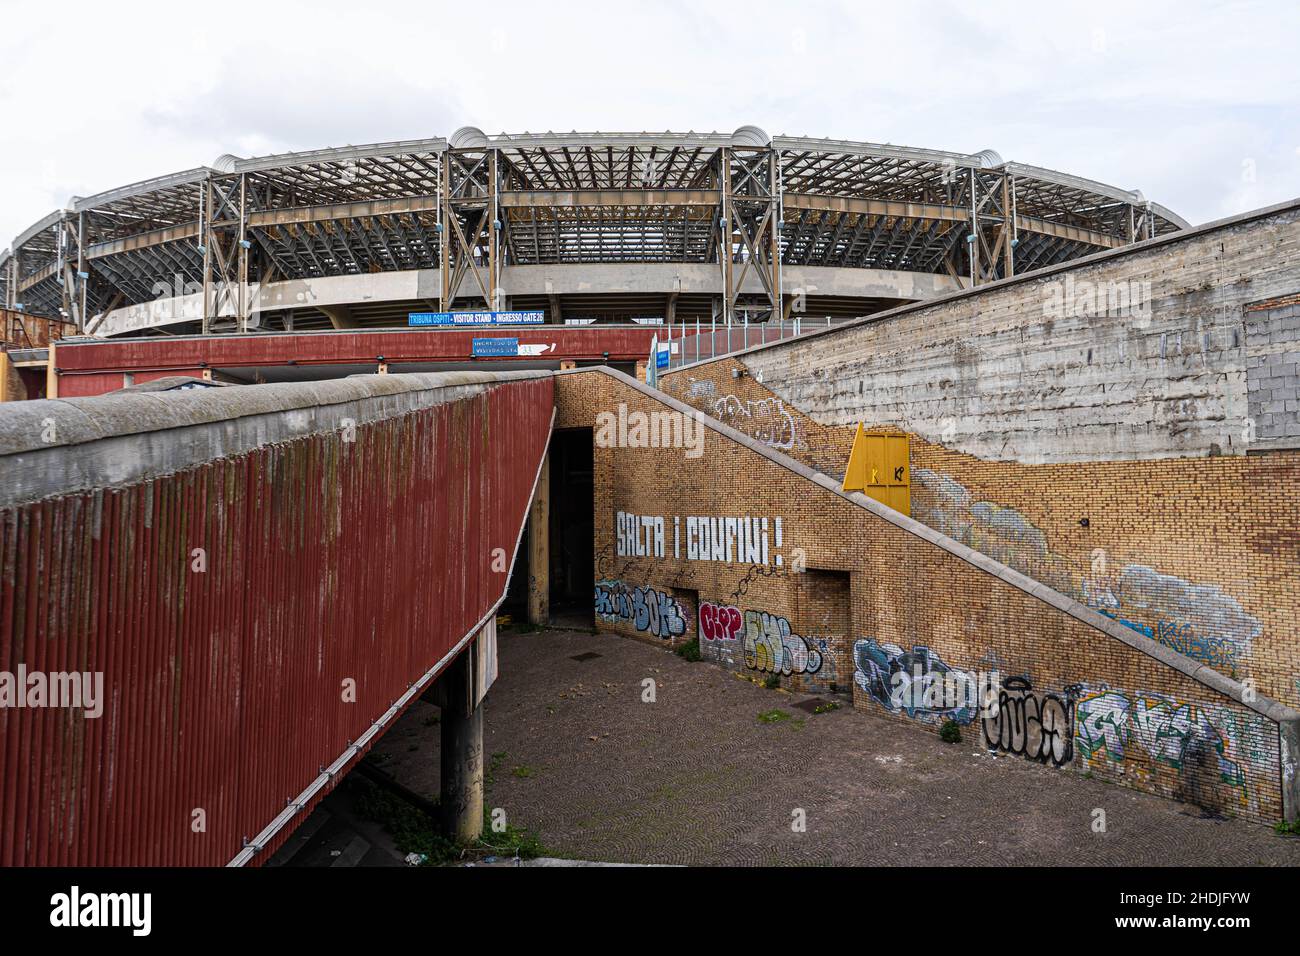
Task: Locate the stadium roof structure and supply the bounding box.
[1,127,1188,335]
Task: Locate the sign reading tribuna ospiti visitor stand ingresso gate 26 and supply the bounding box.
[408,310,546,326]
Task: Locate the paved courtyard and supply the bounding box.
[373,626,1300,866]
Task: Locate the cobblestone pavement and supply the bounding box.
[374,626,1300,866]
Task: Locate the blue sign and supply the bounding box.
[655,346,671,369]
[409,310,545,327]
[472,337,520,357]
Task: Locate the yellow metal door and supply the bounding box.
[842,424,910,517]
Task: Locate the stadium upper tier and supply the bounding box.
[1,126,1188,336]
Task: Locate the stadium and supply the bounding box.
[1,126,1187,340]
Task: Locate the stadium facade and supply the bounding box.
[1,126,1187,338]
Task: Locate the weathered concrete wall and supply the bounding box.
[556,367,1300,825]
[94,262,961,336]
[1246,292,1300,449]
[715,200,1300,464]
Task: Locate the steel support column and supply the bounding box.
[718,146,781,323]
[3,253,15,308]
[202,174,250,334]
[440,147,498,310]
[967,168,1014,286]
[56,213,93,330]
[1129,200,1157,244]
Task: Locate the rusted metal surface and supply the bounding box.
[1,309,73,350]
[0,375,553,865]
[52,327,664,398]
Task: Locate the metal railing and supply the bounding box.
[647,316,848,384]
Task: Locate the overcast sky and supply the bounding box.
[3,0,1298,247]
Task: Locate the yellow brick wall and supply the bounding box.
[661,359,1300,714]
[558,368,1292,825]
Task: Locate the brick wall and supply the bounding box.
[557,367,1300,826]
[661,357,1300,713]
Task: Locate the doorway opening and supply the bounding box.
[548,428,594,627]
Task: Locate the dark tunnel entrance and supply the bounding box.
[547,428,594,627]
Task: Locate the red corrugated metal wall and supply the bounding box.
[0,376,553,865]
[53,326,663,397]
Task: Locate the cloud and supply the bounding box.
[4,0,1299,247]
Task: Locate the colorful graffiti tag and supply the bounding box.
[1108,566,1259,668]
[980,676,1077,767]
[910,469,1072,593]
[912,469,1261,672]
[1154,619,1238,669]
[1074,689,1245,788]
[594,580,687,640]
[743,610,823,675]
[853,640,979,724]
[699,602,834,680]
[698,601,743,665]
[1089,606,1242,671]
[1075,691,1130,762]
[699,602,743,643]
